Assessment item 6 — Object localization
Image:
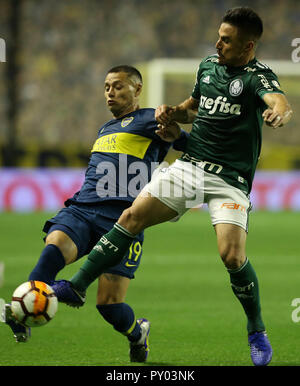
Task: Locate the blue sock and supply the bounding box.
[96,303,141,342]
[28,244,66,285]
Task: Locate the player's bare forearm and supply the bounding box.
[262,93,293,129]
[172,106,197,124]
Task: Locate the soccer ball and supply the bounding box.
[11,280,58,327]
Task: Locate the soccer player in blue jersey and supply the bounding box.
[1,65,187,362]
[52,8,292,366]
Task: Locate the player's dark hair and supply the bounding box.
[222,7,263,41]
[107,65,143,84]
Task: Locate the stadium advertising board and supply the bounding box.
[0,169,300,211]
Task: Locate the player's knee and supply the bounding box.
[45,230,77,264]
[97,293,120,306]
[219,242,245,270]
[119,207,145,234]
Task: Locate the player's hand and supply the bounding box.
[155,104,176,125]
[262,108,283,129]
[155,121,181,142]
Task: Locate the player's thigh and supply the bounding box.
[45,230,78,265]
[97,273,131,305]
[214,222,247,268]
[119,192,178,234]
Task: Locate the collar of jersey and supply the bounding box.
[223,57,257,73]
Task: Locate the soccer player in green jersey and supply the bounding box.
[55,7,292,366]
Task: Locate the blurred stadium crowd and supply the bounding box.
[0,0,299,166]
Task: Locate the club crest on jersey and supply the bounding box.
[229,79,243,97]
[121,117,134,127]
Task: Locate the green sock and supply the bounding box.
[70,223,135,292]
[228,258,265,334]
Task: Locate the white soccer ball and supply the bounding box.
[11,280,58,327]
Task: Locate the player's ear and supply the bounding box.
[135,83,142,97]
[244,40,254,53]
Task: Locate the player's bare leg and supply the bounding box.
[118,192,178,234]
[215,223,272,366]
[214,223,247,270]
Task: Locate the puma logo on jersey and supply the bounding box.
[199,95,241,116]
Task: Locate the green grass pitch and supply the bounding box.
[0,210,299,366]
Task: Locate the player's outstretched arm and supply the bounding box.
[155,96,199,125]
[262,93,293,129]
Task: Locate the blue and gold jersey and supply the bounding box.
[66,108,187,214]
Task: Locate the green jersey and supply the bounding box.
[182,54,285,194]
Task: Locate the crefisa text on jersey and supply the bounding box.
[105,369,196,383]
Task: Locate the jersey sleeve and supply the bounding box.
[252,69,285,99]
[141,109,161,138]
[191,63,202,100]
[172,129,189,152]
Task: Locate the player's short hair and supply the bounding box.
[222,7,263,42]
[107,65,143,84]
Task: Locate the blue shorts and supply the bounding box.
[43,203,144,279]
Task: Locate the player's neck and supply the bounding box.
[232,53,255,67]
[113,104,140,119]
